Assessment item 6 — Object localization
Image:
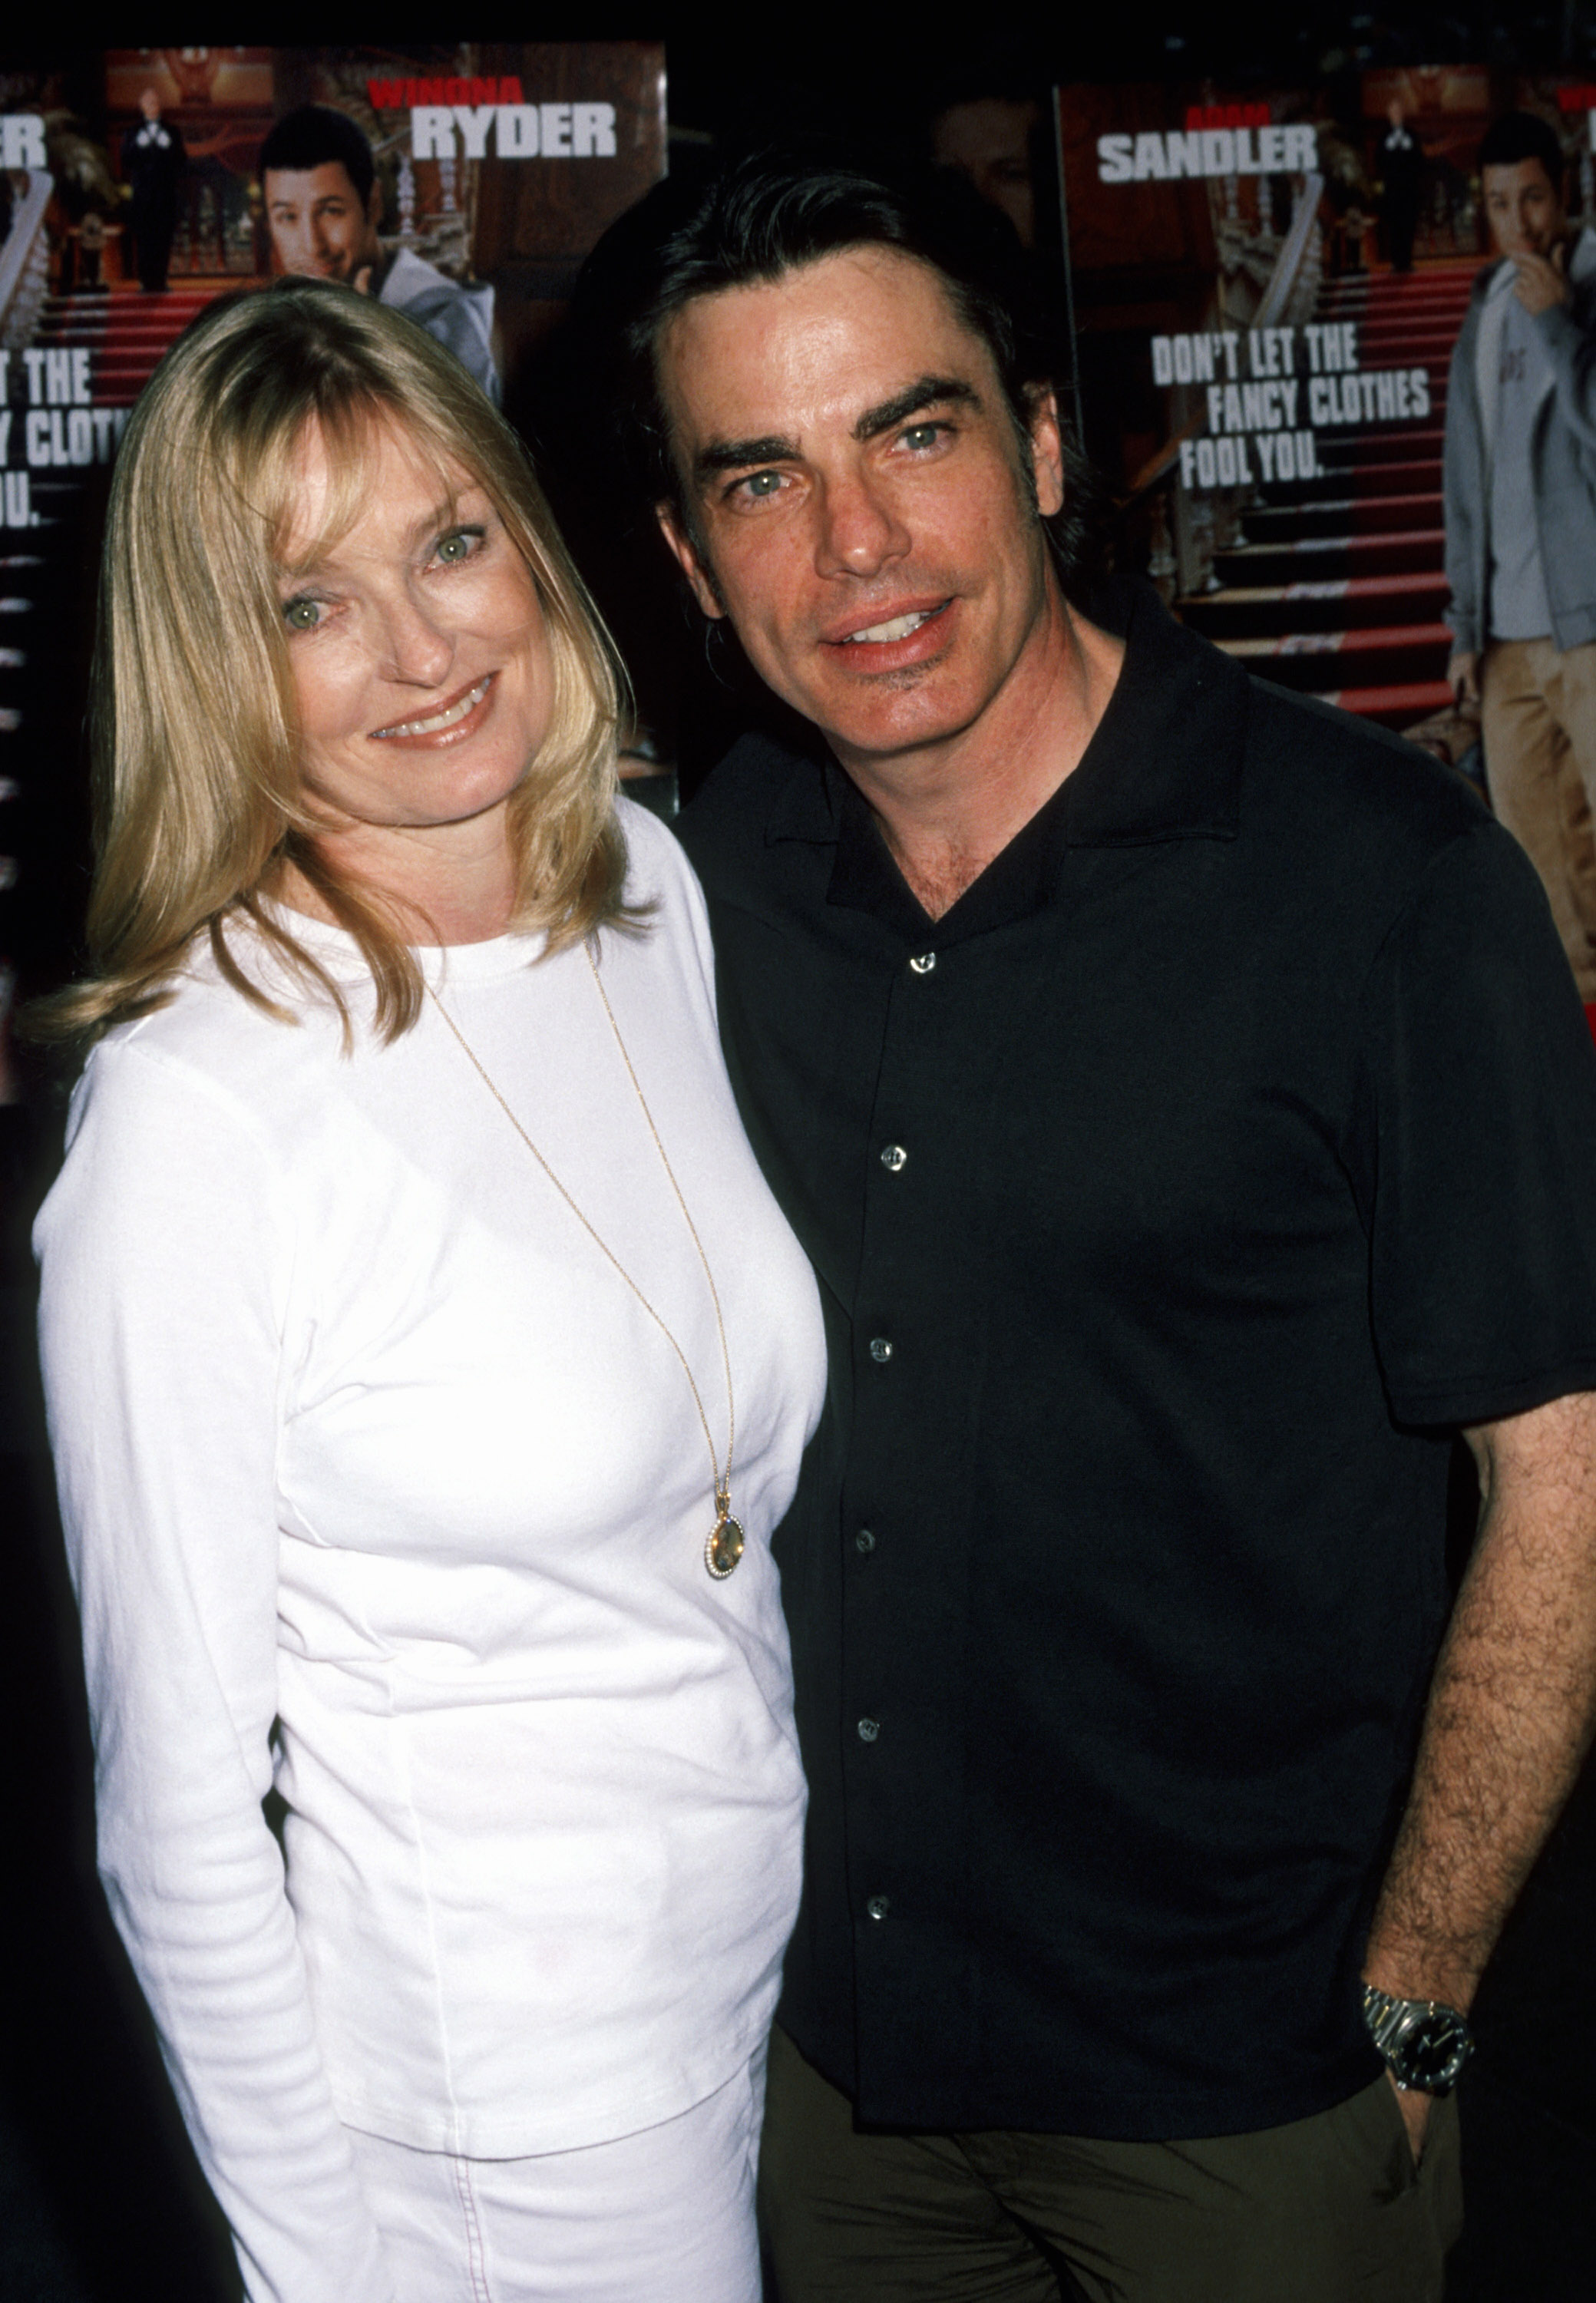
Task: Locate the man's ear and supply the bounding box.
[1027,387,1066,521]
[365,179,385,233]
[655,501,726,620]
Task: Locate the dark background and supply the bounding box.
[5,9,1596,2298]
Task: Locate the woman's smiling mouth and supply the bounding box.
[371,673,494,743]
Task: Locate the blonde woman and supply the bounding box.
[34,279,824,2303]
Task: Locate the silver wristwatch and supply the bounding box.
[1362,1982,1475,2095]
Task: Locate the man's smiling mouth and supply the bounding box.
[837,603,950,645]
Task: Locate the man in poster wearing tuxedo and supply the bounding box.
[121,86,186,294]
[1444,109,1596,1002]
[259,104,499,403]
[610,148,1596,2302]
[1378,96,1423,273]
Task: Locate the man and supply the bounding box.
[121,86,186,295]
[259,104,499,403]
[929,93,1039,248]
[1377,96,1423,273]
[604,152,1596,2300]
[1444,109,1596,1002]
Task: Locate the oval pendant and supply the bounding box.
[705,1514,745,1580]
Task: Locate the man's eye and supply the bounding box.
[739,471,784,499]
[282,596,322,632]
[902,424,942,450]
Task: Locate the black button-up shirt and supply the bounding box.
[679,583,1596,2139]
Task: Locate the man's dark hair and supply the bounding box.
[259,104,375,207]
[584,144,1091,583]
[1476,110,1565,191]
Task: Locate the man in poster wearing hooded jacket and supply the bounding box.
[1444,109,1596,1003]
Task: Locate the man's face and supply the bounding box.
[654,247,1064,772]
[265,161,382,285]
[1483,158,1565,259]
[931,100,1039,247]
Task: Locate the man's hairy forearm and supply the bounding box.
[1363,1390,1596,2012]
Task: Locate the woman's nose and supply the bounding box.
[380,595,455,687]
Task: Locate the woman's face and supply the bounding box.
[277,417,553,858]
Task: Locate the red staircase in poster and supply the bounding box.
[31,284,232,407]
[1180,259,1478,731]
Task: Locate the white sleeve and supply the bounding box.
[35,1036,396,2303]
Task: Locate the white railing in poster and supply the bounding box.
[0,170,53,351]
[1254,172,1327,332]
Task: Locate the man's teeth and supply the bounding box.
[375,676,490,738]
[844,610,934,644]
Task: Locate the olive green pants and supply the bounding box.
[759,2026,1462,2303]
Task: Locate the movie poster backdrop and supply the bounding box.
[1054,68,1594,753]
[0,41,666,1065]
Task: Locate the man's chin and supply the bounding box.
[809,689,987,767]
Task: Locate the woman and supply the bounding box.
[34,279,825,2303]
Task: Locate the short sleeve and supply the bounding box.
[1348,818,1596,1426]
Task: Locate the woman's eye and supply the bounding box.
[435,526,484,563]
[282,596,322,632]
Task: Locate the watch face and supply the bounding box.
[1396,2009,1472,2092]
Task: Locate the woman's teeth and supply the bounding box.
[374,676,491,738]
[844,610,935,644]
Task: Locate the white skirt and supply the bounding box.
[345,2044,768,2303]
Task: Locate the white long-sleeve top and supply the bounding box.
[35,804,826,2303]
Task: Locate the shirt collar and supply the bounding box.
[762,578,1248,861]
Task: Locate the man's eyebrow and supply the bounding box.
[694,433,802,482]
[854,375,981,441]
[691,378,981,486]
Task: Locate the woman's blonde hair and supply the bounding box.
[43,276,630,1045]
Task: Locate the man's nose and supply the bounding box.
[814,471,910,580]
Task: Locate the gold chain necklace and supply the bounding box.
[425,947,744,1581]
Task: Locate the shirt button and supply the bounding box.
[857,1717,880,1742]
[909,952,937,976]
[869,1337,893,1363]
[867,1894,891,1920]
[879,1144,907,1171]
[855,1527,877,1555]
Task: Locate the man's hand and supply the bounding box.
[352,263,375,297]
[1514,240,1572,317]
[1386,2071,1432,2166]
[1363,1392,1596,2025]
[1447,650,1481,709]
